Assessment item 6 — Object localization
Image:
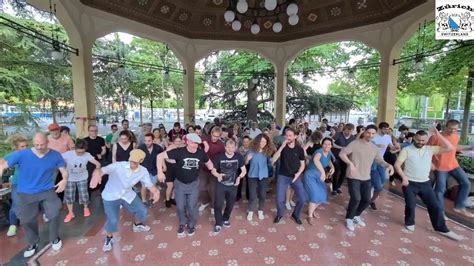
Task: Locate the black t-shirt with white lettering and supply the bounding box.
[167,147,209,184]
[279,145,305,177]
[214,152,244,186]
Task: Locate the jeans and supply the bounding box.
[16,189,61,245]
[103,196,148,233]
[198,170,216,208]
[403,180,448,233]
[276,175,306,218]
[370,163,386,192]
[345,178,371,219]
[236,165,250,200]
[333,158,347,191]
[214,183,237,226]
[174,179,199,228]
[248,178,268,212]
[434,167,471,211]
[9,185,18,226]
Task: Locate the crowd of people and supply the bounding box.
[0,117,472,257]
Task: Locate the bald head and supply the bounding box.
[33,132,48,154]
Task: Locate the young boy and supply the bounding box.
[62,139,101,223]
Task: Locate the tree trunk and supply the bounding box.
[460,66,473,143]
[246,80,258,122]
[139,96,143,125]
[150,99,154,123]
[51,99,57,123]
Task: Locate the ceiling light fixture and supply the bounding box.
[224,0,299,34]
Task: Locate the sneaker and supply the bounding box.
[453,208,474,218]
[353,216,366,227]
[170,198,176,205]
[177,225,186,237]
[285,202,292,210]
[258,210,265,220]
[247,211,254,221]
[369,202,377,210]
[405,225,415,232]
[64,213,75,223]
[211,208,215,215]
[84,208,91,217]
[290,200,296,207]
[165,200,172,208]
[198,203,209,212]
[346,219,355,231]
[103,236,113,252]
[336,189,342,195]
[133,223,151,232]
[23,244,38,258]
[43,213,49,223]
[7,225,17,237]
[52,238,62,251]
[390,181,396,186]
[187,226,196,236]
[214,225,222,234]
[439,230,462,241]
[223,220,231,227]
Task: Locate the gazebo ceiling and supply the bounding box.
[80,0,427,42]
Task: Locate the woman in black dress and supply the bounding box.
[112,130,135,162]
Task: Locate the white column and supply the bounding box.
[377,47,401,126]
[183,60,196,125]
[274,63,287,126]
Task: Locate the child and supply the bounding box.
[62,139,101,223]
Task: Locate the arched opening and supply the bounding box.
[287,41,381,126]
[92,32,184,129]
[195,50,275,124]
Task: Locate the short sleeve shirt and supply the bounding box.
[62,151,94,182]
[333,132,356,156]
[84,136,105,159]
[214,152,244,186]
[248,150,270,179]
[429,133,460,171]
[279,145,305,177]
[372,134,392,158]
[167,147,209,184]
[6,149,65,194]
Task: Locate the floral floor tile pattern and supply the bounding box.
[38,190,474,265]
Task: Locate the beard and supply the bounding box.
[414,143,424,148]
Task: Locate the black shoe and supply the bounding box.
[177,225,186,237]
[171,198,176,205]
[165,200,172,208]
[291,213,303,225]
[273,215,283,224]
[187,226,196,236]
[223,220,231,227]
[336,189,342,194]
[370,202,377,210]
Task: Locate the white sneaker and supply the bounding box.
[198,203,209,212]
[439,231,462,241]
[405,225,415,232]
[346,219,355,231]
[211,208,215,215]
[23,244,38,258]
[52,238,62,251]
[247,211,254,221]
[353,216,366,227]
[258,211,264,220]
[290,200,296,207]
[133,223,151,232]
[103,237,113,252]
[43,213,49,223]
[285,202,292,210]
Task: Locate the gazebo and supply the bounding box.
[27,0,434,136]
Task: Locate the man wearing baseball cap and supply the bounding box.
[157,133,218,237]
[47,123,75,154]
[90,149,160,252]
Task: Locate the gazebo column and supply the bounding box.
[377,47,401,126]
[274,63,288,126]
[71,39,96,138]
[183,60,196,125]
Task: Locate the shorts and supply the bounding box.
[64,179,89,205]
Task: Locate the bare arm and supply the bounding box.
[55,167,69,193]
[89,158,102,169]
[157,152,169,183]
[271,140,287,165]
[100,145,106,158]
[112,144,117,163]
[313,153,326,181]
[292,160,305,183]
[0,159,9,177]
[395,149,409,186]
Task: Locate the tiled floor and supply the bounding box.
[24,188,473,266]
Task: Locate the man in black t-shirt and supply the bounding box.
[85,125,106,192]
[332,123,356,195]
[139,133,163,206]
[157,133,216,237]
[211,139,246,234]
[271,128,306,225]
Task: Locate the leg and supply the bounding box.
[198,170,210,205]
[402,183,418,226]
[276,175,290,216]
[418,181,449,233]
[16,192,41,245]
[214,183,225,226]
[122,196,148,224]
[285,187,292,205]
[370,165,384,202]
[41,190,62,242]
[355,179,372,216]
[257,178,269,211]
[247,178,258,212]
[245,165,250,200]
[336,159,347,190]
[345,179,361,219]
[63,181,76,215]
[223,186,238,222]
[9,185,19,226]
[102,199,121,234]
[433,170,448,213]
[77,179,90,208]
[290,178,307,218]
[174,180,188,226]
[308,203,317,219]
[186,181,200,228]
[140,185,147,202]
[166,182,174,200]
[208,173,217,208]
[449,167,471,210]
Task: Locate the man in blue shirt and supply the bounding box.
[0,132,68,258]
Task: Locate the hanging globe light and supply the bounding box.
[273,21,282,33]
[288,14,299,26]
[163,69,170,81]
[286,2,298,16]
[232,19,242,31]
[51,40,63,60]
[224,9,235,23]
[251,23,260,34]
[264,0,277,11]
[236,0,248,14]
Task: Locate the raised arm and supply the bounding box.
[157,152,169,183]
[429,128,454,153]
[271,139,287,164]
